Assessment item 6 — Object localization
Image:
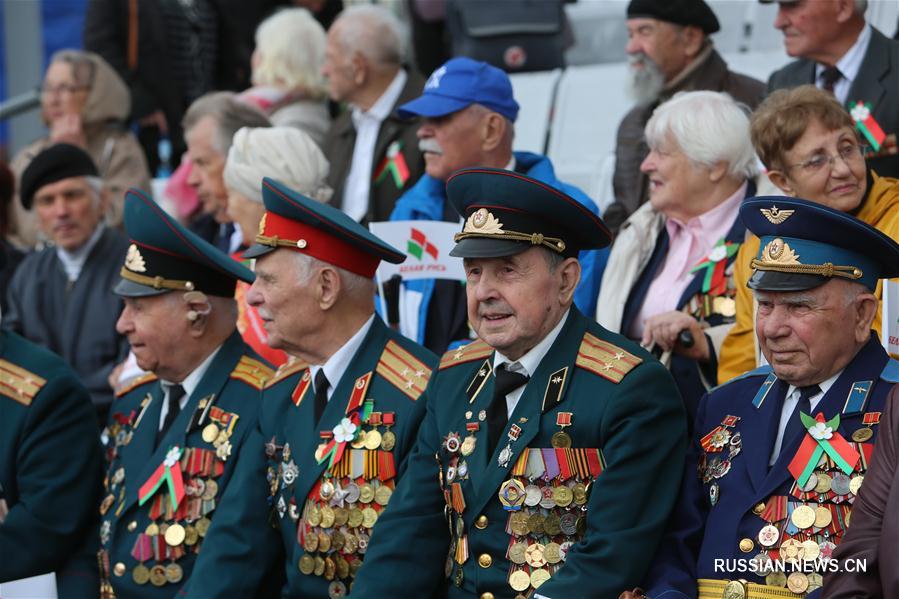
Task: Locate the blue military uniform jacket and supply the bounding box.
[351,309,687,598]
[0,330,102,596]
[183,316,437,598]
[99,330,272,597]
[644,335,897,598]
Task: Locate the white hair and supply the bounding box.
[293,252,374,298]
[334,5,406,68]
[645,90,758,179]
[252,8,327,98]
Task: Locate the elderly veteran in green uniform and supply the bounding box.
[0,251,103,596]
[182,177,438,597]
[628,197,899,599]
[349,168,687,598]
[99,188,273,597]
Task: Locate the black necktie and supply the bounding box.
[217,223,234,253]
[783,384,821,448]
[487,363,529,456]
[314,370,330,425]
[157,384,186,446]
[820,66,842,94]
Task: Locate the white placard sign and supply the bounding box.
[369,221,466,282]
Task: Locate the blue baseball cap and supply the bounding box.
[397,57,520,122]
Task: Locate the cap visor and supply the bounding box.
[397,95,472,120]
[747,270,829,292]
[449,238,530,258]
[114,278,171,298]
[242,243,277,260]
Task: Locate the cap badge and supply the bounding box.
[760,205,795,225]
[762,238,799,264]
[125,244,147,273]
[465,208,504,235]
[425,65,446,90]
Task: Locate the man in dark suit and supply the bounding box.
[321,5,425,225]
[766,0,899,179]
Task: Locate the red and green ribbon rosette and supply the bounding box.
[138,446,186,511]
[788,413,860,488]
[690,239,740,296]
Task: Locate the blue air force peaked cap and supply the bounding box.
[115,188,254,297]
[741,196,899,292]
[397,57,520,122]
[446,168,611,259]
[243,178,404,277]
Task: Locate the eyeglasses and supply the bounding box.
[40,84,88,96]
[786,143,868,175]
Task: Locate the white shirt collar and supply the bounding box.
[815,24,871,102]
[310,314,376,402]
[56,224,105,282]
[158,345,222,430]
[351,69,408,126]
[493,309,570,377]
[785,369,842,412]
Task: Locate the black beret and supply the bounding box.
[19,143,99,209]
[627,0,720,34]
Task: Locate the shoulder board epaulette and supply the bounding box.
[264,359,309,389]
[376,340,432,401]
[230,356,275,390]
[709,364,774,393]
[882,359,899,384]
[115,371,158,398]
[0,359,47,406]
[439,340,493,370]
[575,333,642,384]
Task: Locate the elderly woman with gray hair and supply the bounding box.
[596,90,758,425]
[223,125,332,365]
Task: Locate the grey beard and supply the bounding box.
[627,53,666,105]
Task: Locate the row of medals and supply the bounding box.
[748,464,865,595]
[297,477,395,598]
[130,419,233,586]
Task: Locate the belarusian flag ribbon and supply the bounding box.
[788,413,860,488]
[690,239,739,295]
[315,373,372,468]
[850,101,886,152]
[373,141,410,188]
[138,446,186,512]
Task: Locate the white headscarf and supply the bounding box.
[224,126,333,204]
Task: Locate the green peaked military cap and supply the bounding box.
[741,195,899,292]
[243,177,405,278]
[446,167,611,259]
[115,188,254,297]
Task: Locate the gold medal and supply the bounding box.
[572,483,587,506]
[331,530,346,552]
[790,504,816,530]
[195,517,211,537]
[849,474,864,495]
[335,555,350,579]
[145,522,160,536]
[149,565,167,586]
[525,543,546,568]
[333,507,349,527]
[320,505,336,528]
[543,542,562,564]
[165,563,183,584]
[164,523,186,546]
[202,423,220,444]
[509,569,530,592]
[553,485,573,507]
[318,531,332,553]
[359,483,375,504]
[852,427,874,442]
[786,572,809,594]
[347,507,364,528]
[814,505,832,528]
[304,531,318,553]
[202,479,219,501]
[132,564,150,585]
[374,485,392,506]
[364,430,382,450]
[351,430,367,449]
[460,436,476,456]
[100,494,115,516]
[527,513,545,536]
[361,507,378,529]
[543,513,561,536]
[801,539,820,561]
[550,431,572,448]
[713,296,736,317]
[765,571,787,588]
[779,538,803,562]
[509,541,528,564]
[814,472,832,494]
[324,556,336,581]
[530,568,551,588]
[299,553,315,575]
[313,555,325,577]
[381,430,396,451]
[807,573,824,592]
[510,512,530,537]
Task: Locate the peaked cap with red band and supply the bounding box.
[446,167,611,259]
[243,177,405,277]
[115,188,254,298]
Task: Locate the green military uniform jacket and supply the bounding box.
[0,330,103,597]
[351,309,688,598]
[99,330,272,597]
[184,316,437,598]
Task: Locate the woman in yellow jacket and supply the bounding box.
[718,85,899,384]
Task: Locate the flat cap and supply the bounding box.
[19,143,98,209]
[626,0,720,34]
